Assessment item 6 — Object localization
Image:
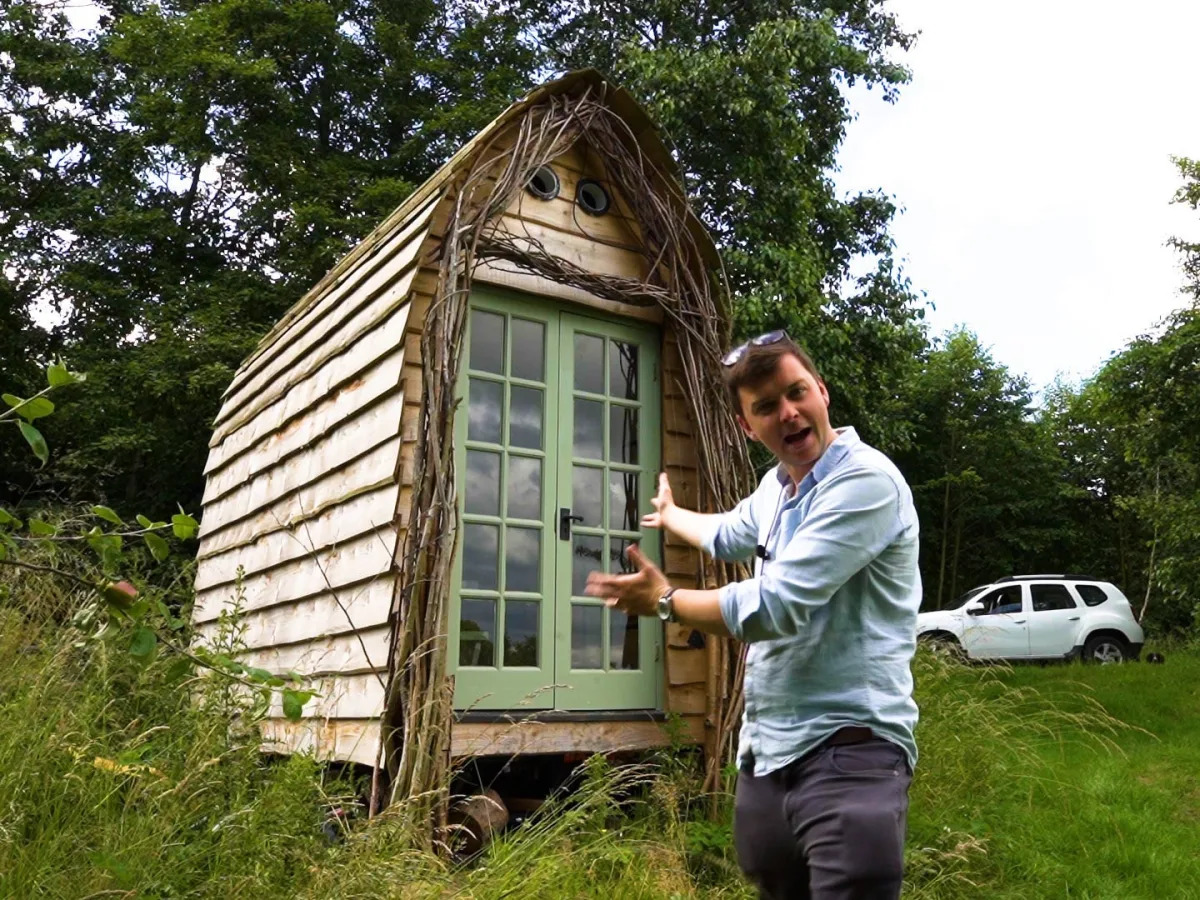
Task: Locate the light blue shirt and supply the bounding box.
[700,427,921,775]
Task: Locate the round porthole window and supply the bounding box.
[525,165,560,200]
[576,179,611,216]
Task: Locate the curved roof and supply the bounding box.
[239,69,720,374]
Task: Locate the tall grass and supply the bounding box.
[2,564,1187,898]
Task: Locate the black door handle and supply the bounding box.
[559,507,585,540]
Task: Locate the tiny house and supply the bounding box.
[192,70,750,802]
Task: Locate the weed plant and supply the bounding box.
[2,561,1193,899]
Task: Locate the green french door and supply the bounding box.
[449,289,662,711]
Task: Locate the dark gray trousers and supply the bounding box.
[733,739,912,900]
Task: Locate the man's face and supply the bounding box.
[735,353,834,482]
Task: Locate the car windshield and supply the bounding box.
[955,585,989,607]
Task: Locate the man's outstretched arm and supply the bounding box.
[645,472,759,560]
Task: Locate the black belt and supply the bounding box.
[821,726,876,748]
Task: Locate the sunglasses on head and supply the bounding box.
[721,330,789,367]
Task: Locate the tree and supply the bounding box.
[893,330,1069,608]
[1085,309,1200,633]
[1,0,542,512]
[4,0,928,513]
[1169,155,1200,303]
[532,0,928,450]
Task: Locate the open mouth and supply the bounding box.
[783,427,813,447]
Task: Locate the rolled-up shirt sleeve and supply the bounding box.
[699,491,760,562]
[719,467,902,642]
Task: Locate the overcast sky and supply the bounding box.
[836,0,1200,392]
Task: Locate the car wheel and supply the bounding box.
[1083,635,1127,664]
[920,633,966,662]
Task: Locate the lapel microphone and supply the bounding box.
[756,544,771,561]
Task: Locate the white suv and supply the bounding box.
[916,575,1145,663]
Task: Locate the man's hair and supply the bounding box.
[723,336,821,415]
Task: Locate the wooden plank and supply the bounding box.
[664,544,700,579]
[449,716,704,758]
[193,527,399,622]
[289,672,384,720]
[231,625,392,678]
[666,623,697,649]
[667,647,707,686]
[195,485,399,587]
[486,218,649,282]
[664,437,699,469]
[199,434,402,550]
[194,578,396,650]
[205,326,407,479]
[214,266,418,444]
[261,718,381,767]
[228,190,438,397]
[472,259,663,325]
[667,682,706,715]
[498,192,641,249]
[204,372,405,505]
[220,245,420,430]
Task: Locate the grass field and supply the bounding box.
[931,652,1200,899]
[2,583,1197,899]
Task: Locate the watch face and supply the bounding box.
[657,595,670,620]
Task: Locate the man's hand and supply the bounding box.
[641,472,675,530]
[585,544,669,618]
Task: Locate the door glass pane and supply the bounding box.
[573,398,604,459]
[459,599,496,666]
[609,610,639,670]
[506,456,541,520]
[470,310,505,374]
[509,386,544,449]
[504,601,539,667]
[462,523,499,590]
[465,450,500,516]
[609,538,638,575]
[609,472,639,532]
[571,605,604,669]
[505,526,541,592]
[572,534,603,596]
[610,406,638,465]
[572,466,604,526]
[574,333,605,394]
[511,319,545,382]
[609,340,638,399]
[468,379,503,443]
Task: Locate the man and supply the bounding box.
[585,331,920,900]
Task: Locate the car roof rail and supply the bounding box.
[994,573,1099,583]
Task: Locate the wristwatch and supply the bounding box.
[656,587,679,623]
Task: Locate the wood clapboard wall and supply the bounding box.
[193,129,713,765]
[193,188,443,765]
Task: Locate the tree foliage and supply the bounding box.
[2,0,925,513]
[540,0,926,448]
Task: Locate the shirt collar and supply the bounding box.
[773,426,859,490]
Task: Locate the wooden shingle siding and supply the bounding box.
[196,485,401,587]
[197,436,402,563]
[236,624,392,678]
[659,334,711,733]
[196,578,395,652]
[218,190,441,412]
[210,259,420,447]
[202,346,406,497]
[261,719,380,767]
[194,193,439,759]
[193,524,399,622]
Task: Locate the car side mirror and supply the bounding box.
[965,604,985,617]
